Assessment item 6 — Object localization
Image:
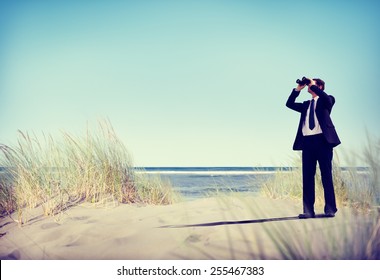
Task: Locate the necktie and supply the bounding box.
[309,99,315,130]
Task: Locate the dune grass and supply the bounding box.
[0,120,178,224]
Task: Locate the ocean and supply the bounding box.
[1,166,370,201]
[135,167,288,200]
[0,166,286,200]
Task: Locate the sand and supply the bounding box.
[0,195,377,260]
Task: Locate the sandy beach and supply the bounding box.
[0,195,378,260]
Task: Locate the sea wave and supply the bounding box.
[134,170,278,175]
[133,167,294,176]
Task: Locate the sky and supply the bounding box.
[1,0,379,167]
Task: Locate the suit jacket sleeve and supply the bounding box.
[286,89,303,113]
[309,85,334,111]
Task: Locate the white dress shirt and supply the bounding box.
[302,96,323,136]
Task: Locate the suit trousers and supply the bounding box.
[302,134,337,215]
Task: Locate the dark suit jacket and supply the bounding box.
[286,85,341,150]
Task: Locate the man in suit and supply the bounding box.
[286,78,341,219]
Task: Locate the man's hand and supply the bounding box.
[296,84,306,92]
[308,78,316,87]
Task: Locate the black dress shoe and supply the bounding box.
[324,212,335,218]
[298,213,315,219]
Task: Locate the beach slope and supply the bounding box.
[0,196,378,259]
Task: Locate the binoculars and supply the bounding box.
[296,77,311,86]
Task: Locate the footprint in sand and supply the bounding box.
[72,216,90,221]
[0,249,21,260]
[185,234,202,243]
[41,222,60,230]
[158,218,166,224]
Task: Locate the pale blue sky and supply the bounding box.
[1,0,379,166]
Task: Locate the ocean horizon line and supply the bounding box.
[0,166,370,175]
[134,166,294,173]
[134,166,369,175]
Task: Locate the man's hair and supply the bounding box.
[313,78,325,91]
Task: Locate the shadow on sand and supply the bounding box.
[160,214,329,228]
